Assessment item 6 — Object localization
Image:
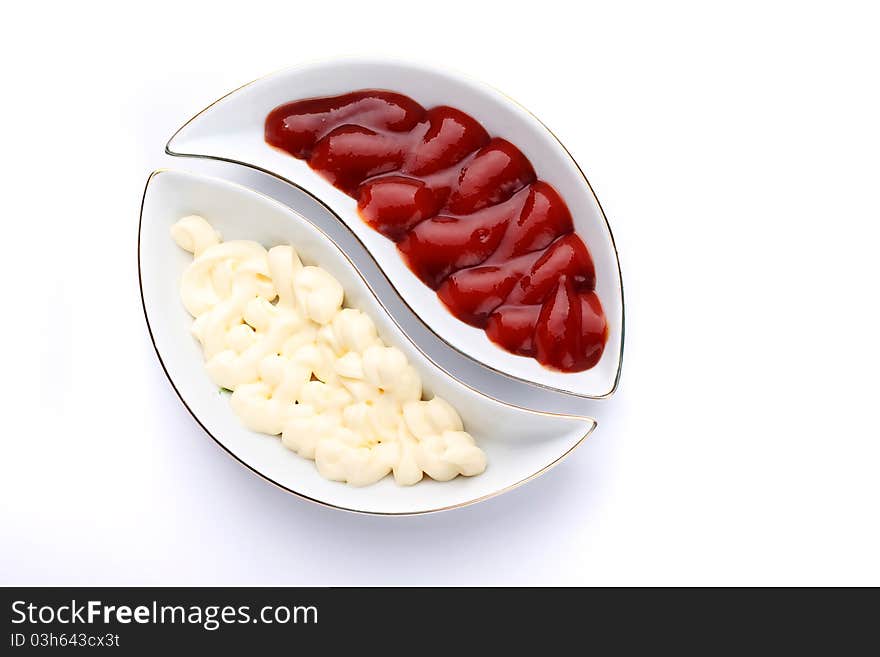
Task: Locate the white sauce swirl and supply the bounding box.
[171,216,487,486]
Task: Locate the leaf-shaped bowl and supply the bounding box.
[167,57,623,399]
[139,169,596,514]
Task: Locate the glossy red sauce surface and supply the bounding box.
[265,90,607,372]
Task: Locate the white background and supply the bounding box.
[2,0,878,585]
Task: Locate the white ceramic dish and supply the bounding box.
[139,170,596,514]
[167,57,624,399]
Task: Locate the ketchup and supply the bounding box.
[265,90,607,372]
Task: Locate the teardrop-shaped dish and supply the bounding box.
[139,170,596,514]
[167,57,623,399]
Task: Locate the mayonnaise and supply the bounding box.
[172,215,487,486]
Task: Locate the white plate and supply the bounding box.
[167,57,624,399]
[139,170,596,514]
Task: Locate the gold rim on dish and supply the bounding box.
[138,169,598,516]
[165,56,625,402]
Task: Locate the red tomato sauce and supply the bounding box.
[266,90,607,372]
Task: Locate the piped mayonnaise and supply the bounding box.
[171,215,487,486]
